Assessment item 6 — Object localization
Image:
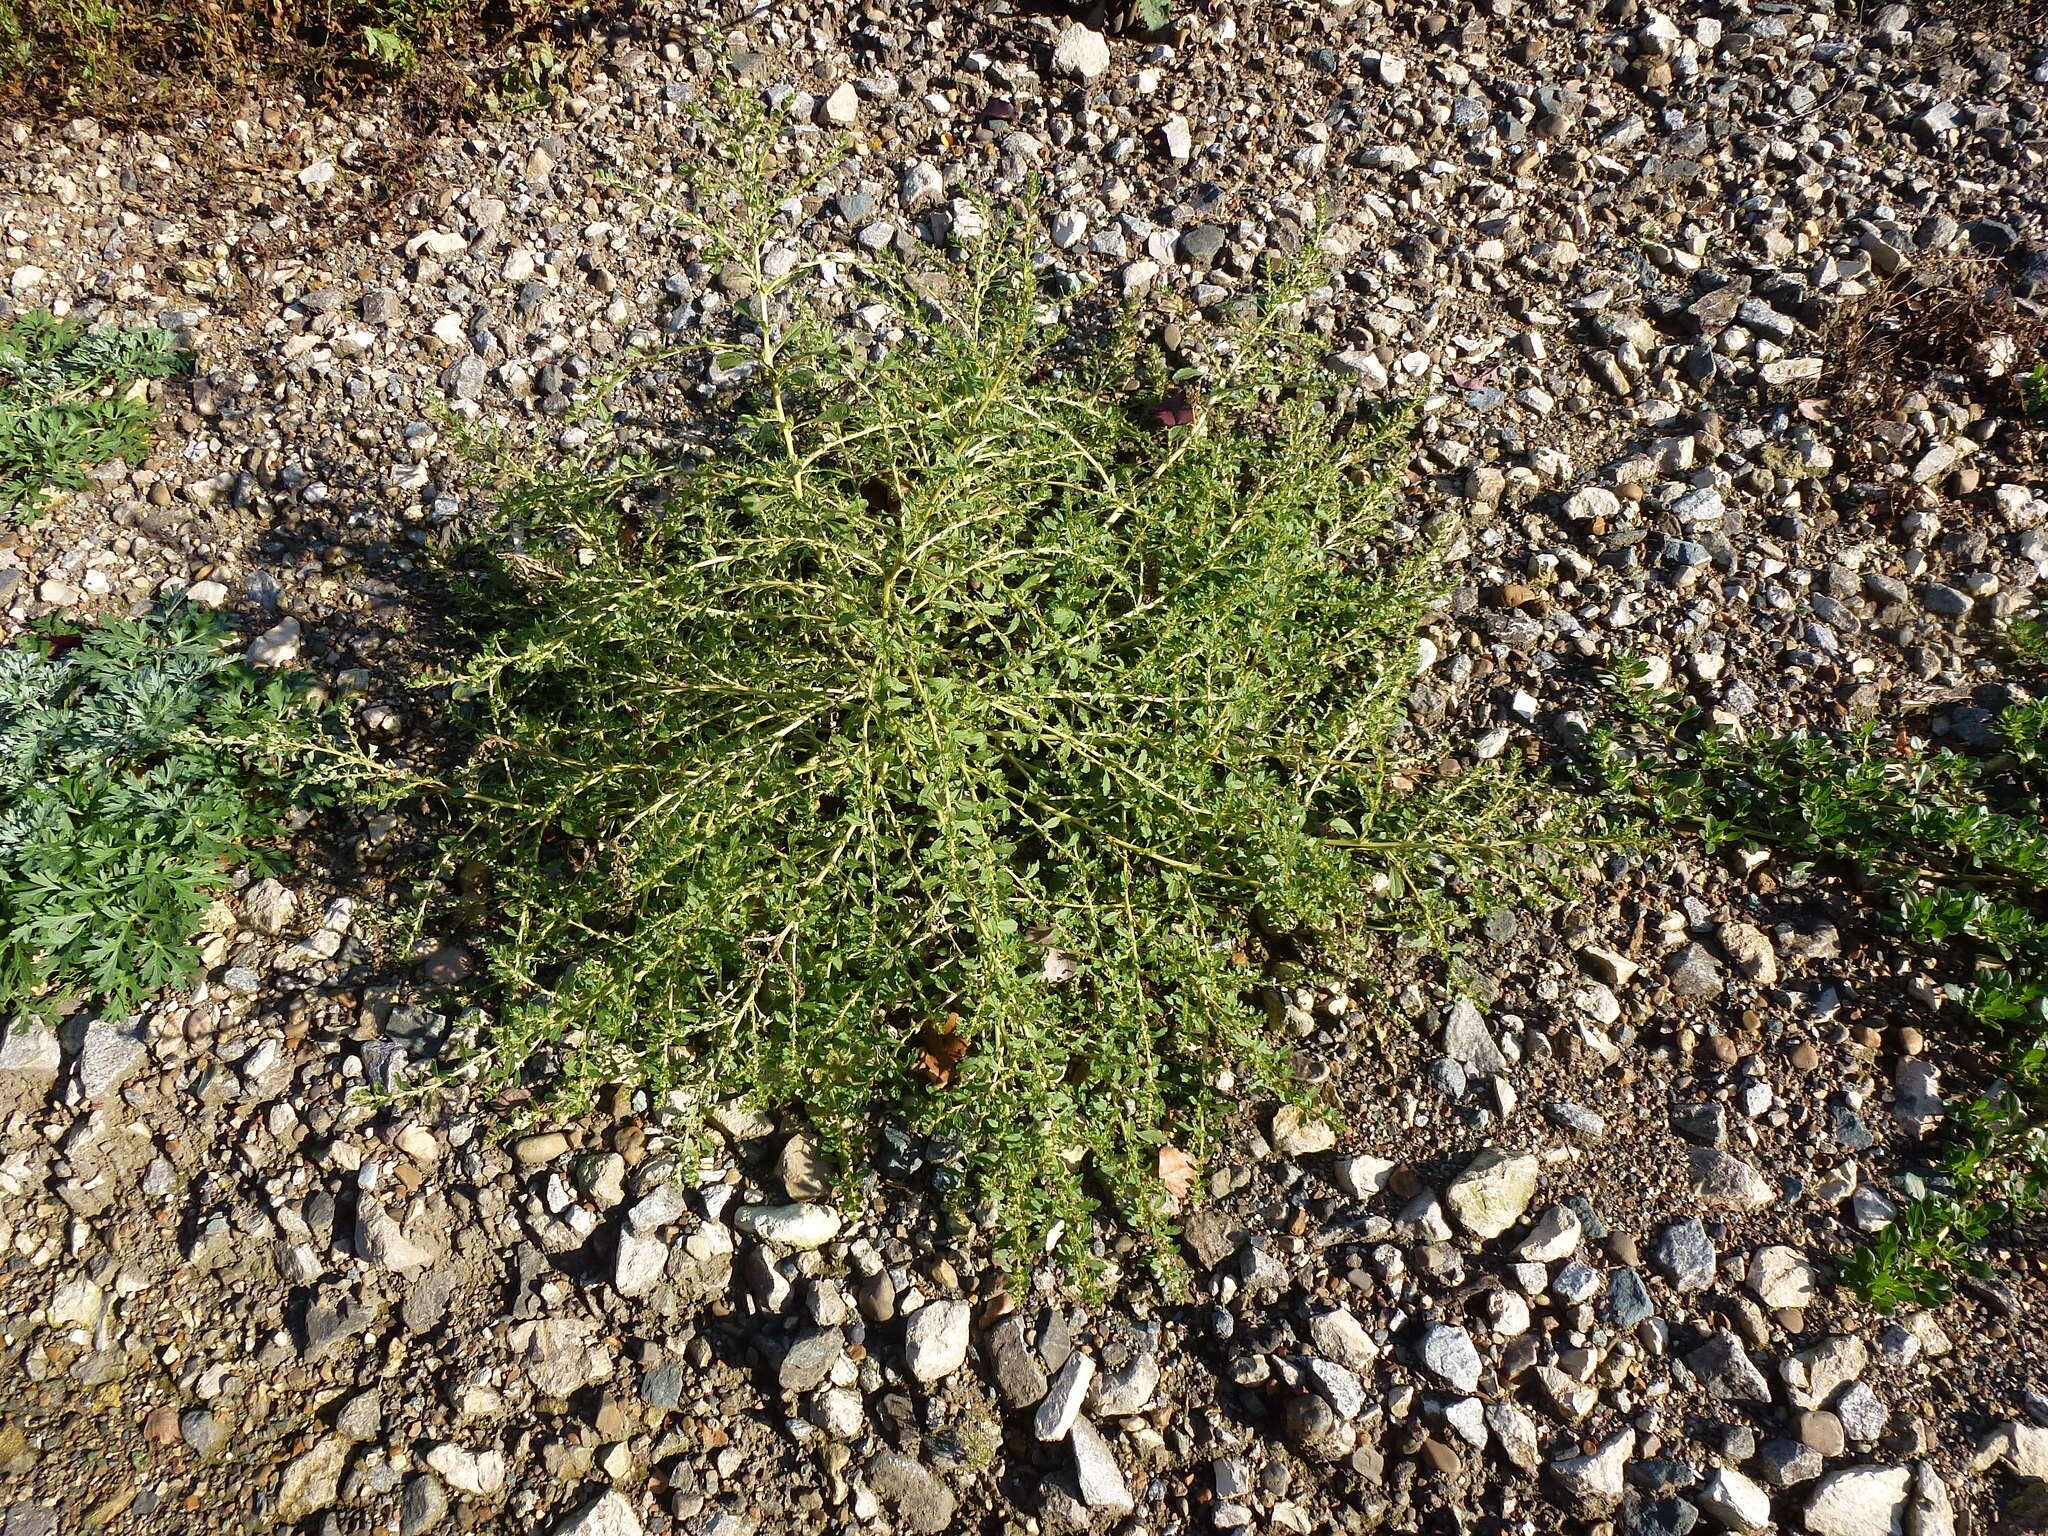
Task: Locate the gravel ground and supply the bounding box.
[5,2,2048,1534]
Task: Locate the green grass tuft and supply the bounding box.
[442,216,1564,1271]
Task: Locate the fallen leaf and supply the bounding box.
[911,1013,969,1089]
[1148,388,1195,429]
[1158,1145,1199,1201]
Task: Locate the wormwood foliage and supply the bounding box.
[0,308,187,522]
[0,604,353,1021]
[449,225,1562,1268]
[1591,657,2048,1307]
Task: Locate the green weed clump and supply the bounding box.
[0,309,186,523]
[1592,657,2048,1308]
[447,228,1557,1269]
[0,604,359,1022]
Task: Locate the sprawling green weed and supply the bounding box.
[441,189,1567,1269]
[1591,657,2048,1308]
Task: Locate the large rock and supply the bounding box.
[1443,1149,1540,1240]
[1803,1465,1910,1536]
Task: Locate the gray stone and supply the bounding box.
[1443,998,1507,1073]
[987,1314,1049,1406]
[1687,1330,1773,1401]
[1755,1440,1825,1488]
[1606,1268,1654,1328]
[1686,1147,1777,1210]
[778,1327,843,1395]
[399,1475,449,1535]
[1651,1217,1717,1292]
[70,1016,146,1100]
[1666,942,1725,998]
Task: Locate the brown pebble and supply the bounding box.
[1705,1034,1740,1066]
[1796,1409,1846,1457]
[1896,1026,1924,1056]
[1789,1042,1819,1072]
[1417,1436,1463,1477]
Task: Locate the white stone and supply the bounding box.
[1443,1149,1540,1240]
[1308,1307,1379,1373]
[1699,1466,1772,1533]
[1331,1154,1395,1198]
[821,82,860,126]
[1515,1205,1582,1263]
[1803,1465,1911,1536]
[424,1444,506,1496]
[1035,1353,1095,1440]
[247,617,303,668]
[732,1202,841,1249]
[902,1298,971,1382]
[549,1491,644,1536]
[1747,1244,1820,1308]
[1051,22,1112,80]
